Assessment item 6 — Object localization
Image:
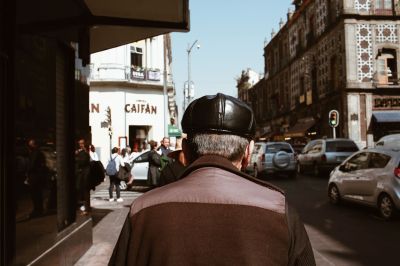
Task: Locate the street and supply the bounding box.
[267,173,400,266]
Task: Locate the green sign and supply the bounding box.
[168,124,182,137]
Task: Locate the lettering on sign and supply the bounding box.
[89,102,158,114]
[90,103,100,113]
[373,97,400,109]
[125,103,157,114]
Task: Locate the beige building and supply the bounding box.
[240,0,400,148]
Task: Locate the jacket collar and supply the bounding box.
[180,155,284,195]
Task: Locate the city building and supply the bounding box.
[0,1,189,264]
[241,0,400,148]
[89,35,180,166]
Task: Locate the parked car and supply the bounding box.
[246,142,297,178]
[130,150,151,182]
[297,138,359,176]
[375,134,400,150]
[328,148,400,220]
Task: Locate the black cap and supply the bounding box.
[181,93,256,139]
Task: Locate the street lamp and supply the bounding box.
[184,40,200,111]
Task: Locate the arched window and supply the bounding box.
[376,48,398,85]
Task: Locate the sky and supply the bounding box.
[171,0,293,119]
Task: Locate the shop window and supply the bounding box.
[375,48,398,85]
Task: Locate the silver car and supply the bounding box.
[247,142,297,178]
[297,138,359,176]
[328,148,400,220]
[376,134,400,150]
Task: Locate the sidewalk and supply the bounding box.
[74,180,146,265]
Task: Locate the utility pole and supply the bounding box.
[184,40,200,111]
[163,35,169,137]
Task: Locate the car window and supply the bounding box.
[326,141,359,152]
[133,151,151,163]
[368,152,391,168]
[253,144,263,154]
[265,143,293,153]
[302,141,314,153]
[308,142,322,154]
[344,152,369,171]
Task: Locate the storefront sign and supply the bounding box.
[373,97,400,110]
[90,102,158,114]
[125,103,157,114]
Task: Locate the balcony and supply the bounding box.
[90,63,164,85]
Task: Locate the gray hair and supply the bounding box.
[190,133,249,162]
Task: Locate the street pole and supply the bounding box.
[333,127,336,139]
[185,40,199,111]
[163,35,169,137]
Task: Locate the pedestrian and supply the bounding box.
[147,140,161,188]
[75,138,91,215]
[119,148,133,190]
[126,93,315,265]
[159,134,188,186]
[26,138,48,218]
[88,144,105,190]
[158,137,172,156]
[107,147,125,202]
[88,144,99,161]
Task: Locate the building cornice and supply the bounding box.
[90,81,173,91]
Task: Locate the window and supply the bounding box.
[265,143,293,154]
[345,152,369,171]
[131,46,143,67]
[326,141,359,152]
[376,0,392,9]
[376,48,398,85]
[369,152,391,168]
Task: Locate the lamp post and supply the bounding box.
[184,40,200,111]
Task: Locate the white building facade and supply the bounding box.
[89,35,179,165]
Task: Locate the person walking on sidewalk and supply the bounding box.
[126,93,315,265]
[106,147,124,202]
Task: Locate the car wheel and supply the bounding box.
[328,184,341,205]
[378,194,395,220]
[313,163,320,177]
[272,151,290,169]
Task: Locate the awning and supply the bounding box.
[284,117,315,138]
[372,111,400,123]
[17,0,190,53]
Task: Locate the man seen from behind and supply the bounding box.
[127,93,316,265]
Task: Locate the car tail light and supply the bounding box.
[321,154,327,162]
[394,168,400,178]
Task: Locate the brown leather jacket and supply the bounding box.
[126,155,315,265]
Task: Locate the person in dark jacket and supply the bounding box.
[127,93,315,265]
[159,135,188,186]
[147,140,161,188]
[75,138,91,215]
[26,139,48,218]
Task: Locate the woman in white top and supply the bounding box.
[107,147,125,202]
[89,144,99,161]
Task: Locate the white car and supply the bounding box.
[130,151,151,183]
[328,148,400,220]
[375,134,400,150]
[246,142,297,179]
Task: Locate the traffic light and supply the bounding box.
[329,110,339,128]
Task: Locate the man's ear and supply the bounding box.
[241,140,254,170]
[182,138,196,164]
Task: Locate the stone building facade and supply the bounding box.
[244,0,400,148]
